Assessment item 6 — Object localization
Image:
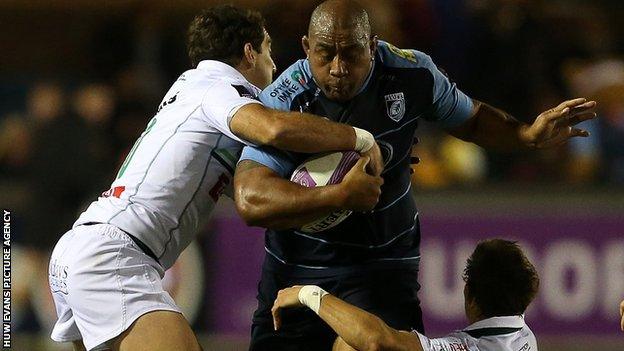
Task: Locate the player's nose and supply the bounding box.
[329,57,348,77]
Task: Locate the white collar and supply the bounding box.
[196,60,247,81]
[463,315,525,331]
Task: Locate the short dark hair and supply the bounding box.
[187,5,265,67]
[463,239,539,317]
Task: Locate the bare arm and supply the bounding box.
[234,158,382,230]
[231,103,360,153]
[448,98,596,152]
[231,103,384,176]
[272,287,422,351]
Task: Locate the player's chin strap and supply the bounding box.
[298,285,329,315]
[353,127,375,153]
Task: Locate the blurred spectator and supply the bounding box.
[0,113,31,176]
[24,82,113,250]
[565,58,624,184]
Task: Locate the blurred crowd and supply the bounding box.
[1,0,623,342]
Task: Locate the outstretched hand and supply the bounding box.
[520,98,597,148]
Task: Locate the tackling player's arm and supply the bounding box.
[202,83,383,175]
[272,286,422,351]
[232,104,383,176]
[448,98,597,151]
[231,104,366,153]
[234,157,382,230]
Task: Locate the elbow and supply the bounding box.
[234,185,278,228]
[234,189,264,227]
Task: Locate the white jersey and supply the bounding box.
[415,316,537,351]
[75,60,261,269]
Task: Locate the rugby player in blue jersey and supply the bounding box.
[233,1,596,350]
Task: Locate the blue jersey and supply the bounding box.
[240,41,474,270]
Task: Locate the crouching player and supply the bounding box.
[272,239,540,351]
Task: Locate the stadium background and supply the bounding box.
[1,0,623,350]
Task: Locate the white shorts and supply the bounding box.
[49,223,181,351]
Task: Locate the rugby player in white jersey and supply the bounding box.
[272,239,540,351]
[48,5,384,351]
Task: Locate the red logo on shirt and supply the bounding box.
[102,186,126,198]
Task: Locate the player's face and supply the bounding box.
[304,28,375,102]
[252,30,277,89]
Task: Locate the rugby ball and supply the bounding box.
[290,151,360,233]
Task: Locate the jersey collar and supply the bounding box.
[463,315,525,332]
[196,60,249,83]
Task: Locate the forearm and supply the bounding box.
[318,296,417,351]
[268,111,359,153]
[231,104,372,153]
[449,101,533,152]
[234,162,345,229]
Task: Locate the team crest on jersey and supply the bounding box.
[384,92,406,122]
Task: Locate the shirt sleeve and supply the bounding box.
[238,145,298,179]
[201,82,262,145]
[422,55,475,129]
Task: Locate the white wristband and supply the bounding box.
[298,285,329,314]
[353,127,375,153]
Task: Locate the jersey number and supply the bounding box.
[116,117,157,179]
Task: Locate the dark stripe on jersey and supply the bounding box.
[211,149,235,175]
[231,84,257,100]
[464,327,523,338]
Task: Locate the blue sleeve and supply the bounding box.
[377,41,474,129]
[427,55,474,129]
[259,59,313,111]
[238,145,298,179]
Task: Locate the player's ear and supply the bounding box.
[243,42,256,67]
[369,35,378,58]
[302,36,310,58]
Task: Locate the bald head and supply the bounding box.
[302,0,376,102]
[308,0,371,40]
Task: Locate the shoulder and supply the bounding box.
[416,330,478,351]
[260,59,314,110]
[376,40,436,71]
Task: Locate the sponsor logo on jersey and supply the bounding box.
[269,77,301,102]
[291,70,306,85]
[102,186,126,198]
[386,43,418,63]
[49,260,69,295]
[384,92,406,122]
